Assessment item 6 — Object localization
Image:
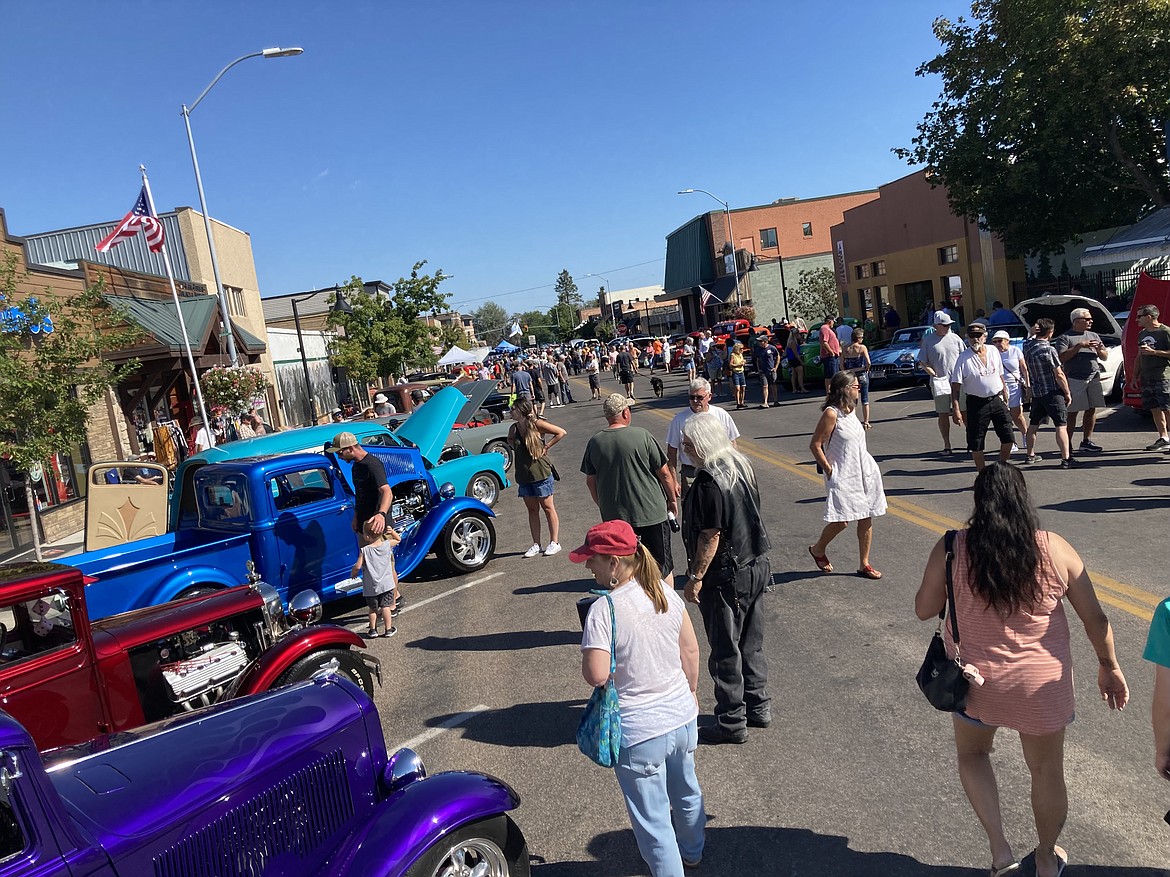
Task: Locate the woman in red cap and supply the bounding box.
[573,520,704,876]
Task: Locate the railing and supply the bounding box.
[1011,263,1170,309]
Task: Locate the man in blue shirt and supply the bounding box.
[986,300,1019,326]
[752,336,780,408]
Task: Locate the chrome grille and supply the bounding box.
[153,749,353,877]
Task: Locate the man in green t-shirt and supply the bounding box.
[580,393,679,577]
[1135,304,1170,451]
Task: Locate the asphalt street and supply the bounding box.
[325,367,1170,876]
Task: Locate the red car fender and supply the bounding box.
[232,625,366,696]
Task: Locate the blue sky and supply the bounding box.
[0,1,971,315]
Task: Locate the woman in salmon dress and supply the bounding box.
[915,464,1128,877]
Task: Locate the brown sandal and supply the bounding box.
[808,546,833,573]
[857,565,883,579]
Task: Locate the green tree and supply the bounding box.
[554,270,582,311]
[329,262,451,381]
[437,324,469,351]
[512,309,556,345]
[0,253,142,558]
[1037,252,1054,281]
[895,0,1170,256]
[470,302,510,346]
[787,268,841,322]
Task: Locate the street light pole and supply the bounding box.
[678,188,742,310]
[584,272,618,335]
[181,47,303,367]
[291,288,352,426]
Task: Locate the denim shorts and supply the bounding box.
[518,475,555,498]
[822,355,840,378]
[732,372,746,387]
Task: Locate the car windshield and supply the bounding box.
[892,329,926,345]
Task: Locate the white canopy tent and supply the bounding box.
[436,345,490,366]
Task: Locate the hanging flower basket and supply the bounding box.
[200,365,270,416]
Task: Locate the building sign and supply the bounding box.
[0,297,54,335]
[835,240,847,288]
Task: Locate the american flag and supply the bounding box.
[699,286,718,310]
[95,186,165,253]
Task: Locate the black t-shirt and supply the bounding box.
[682,470,723,563]
[1138,325,1170,382]
[352,452,389,523]
[617,351,634,373]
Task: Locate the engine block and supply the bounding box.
[160,641,250,703]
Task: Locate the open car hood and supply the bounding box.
[394,385,466,465]
[454,380,498,423]
[1014,295,1122,340]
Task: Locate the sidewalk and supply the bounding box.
[9,529,85,563]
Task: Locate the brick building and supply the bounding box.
[830,171,1025,331]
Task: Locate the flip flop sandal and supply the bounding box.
[991,862,1021,877]
[808,546,833,573]
[857,565,883,579]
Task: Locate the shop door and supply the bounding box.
[0,462,34,559]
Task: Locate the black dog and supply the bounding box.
[650,377,664,397]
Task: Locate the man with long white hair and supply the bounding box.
[680,412,772,745]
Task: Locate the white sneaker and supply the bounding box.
[544,541,562,556]
[523,543,542,558]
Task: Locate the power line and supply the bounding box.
[449,258,665,310]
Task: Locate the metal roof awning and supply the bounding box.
[103,294,266,361]
[1082,207,1170,267]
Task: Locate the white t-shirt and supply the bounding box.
[193,427,213,453]
[666,406,740,468]
[999,344,1024,387]
[836,324,854,346]
[699,336,713,356]
[581,582,696,748]
[949,345,1006,398]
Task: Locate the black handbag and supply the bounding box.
[916,530,970,712]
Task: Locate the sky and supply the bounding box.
[0,0,972,316]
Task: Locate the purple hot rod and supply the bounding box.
[0,676,529,876]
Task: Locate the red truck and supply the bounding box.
[711,319,771,349]
[0,560,379,750]
[1121,272,1170,411]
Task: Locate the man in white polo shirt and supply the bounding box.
[666,377,739,495]
[949,322,1014,471]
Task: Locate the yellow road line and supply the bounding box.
[636,400,1162,621]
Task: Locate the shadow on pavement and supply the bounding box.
[426,699,583,748]
[531,825,1168,876]
[515,577,596,596]
[407,629,581,651]
[1039,495,1167,514]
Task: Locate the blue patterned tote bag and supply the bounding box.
[576,591,622,767]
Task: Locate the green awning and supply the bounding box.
[104,294,265,355]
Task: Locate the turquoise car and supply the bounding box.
[172,386,509,530]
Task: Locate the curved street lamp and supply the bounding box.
[181,47,304,366]
[678,188,742,309]
[584,272,619,332]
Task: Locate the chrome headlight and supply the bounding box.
[384,748,427,793]
[438,482,456,500]
[289,590,323,627]
[253,581,284,637]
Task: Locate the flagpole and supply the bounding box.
[138,165,215,449]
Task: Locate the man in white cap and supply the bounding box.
[917,312,966,455]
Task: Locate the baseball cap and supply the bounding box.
[991,330,1011,341]
[326,431,359,452]
[602,393,631,418]
[933,313,954,325]
[569,520,639,563]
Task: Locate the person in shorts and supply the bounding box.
[1135,304,1170,451]
[1053,307,1108,453]
[352,519,400,638]
[1023,318,1075,467]
[728,341,747,409]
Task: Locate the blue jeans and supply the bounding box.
[615,719,705,876]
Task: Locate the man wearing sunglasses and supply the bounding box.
[666,378,740,495]
[1053,307,1108,453]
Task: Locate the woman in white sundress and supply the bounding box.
[808,370,887,579]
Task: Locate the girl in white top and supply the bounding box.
[575,520,704,877]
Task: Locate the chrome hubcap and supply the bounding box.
[450,517,491,565]
[431,837,509,877]
[471,475,498,506]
